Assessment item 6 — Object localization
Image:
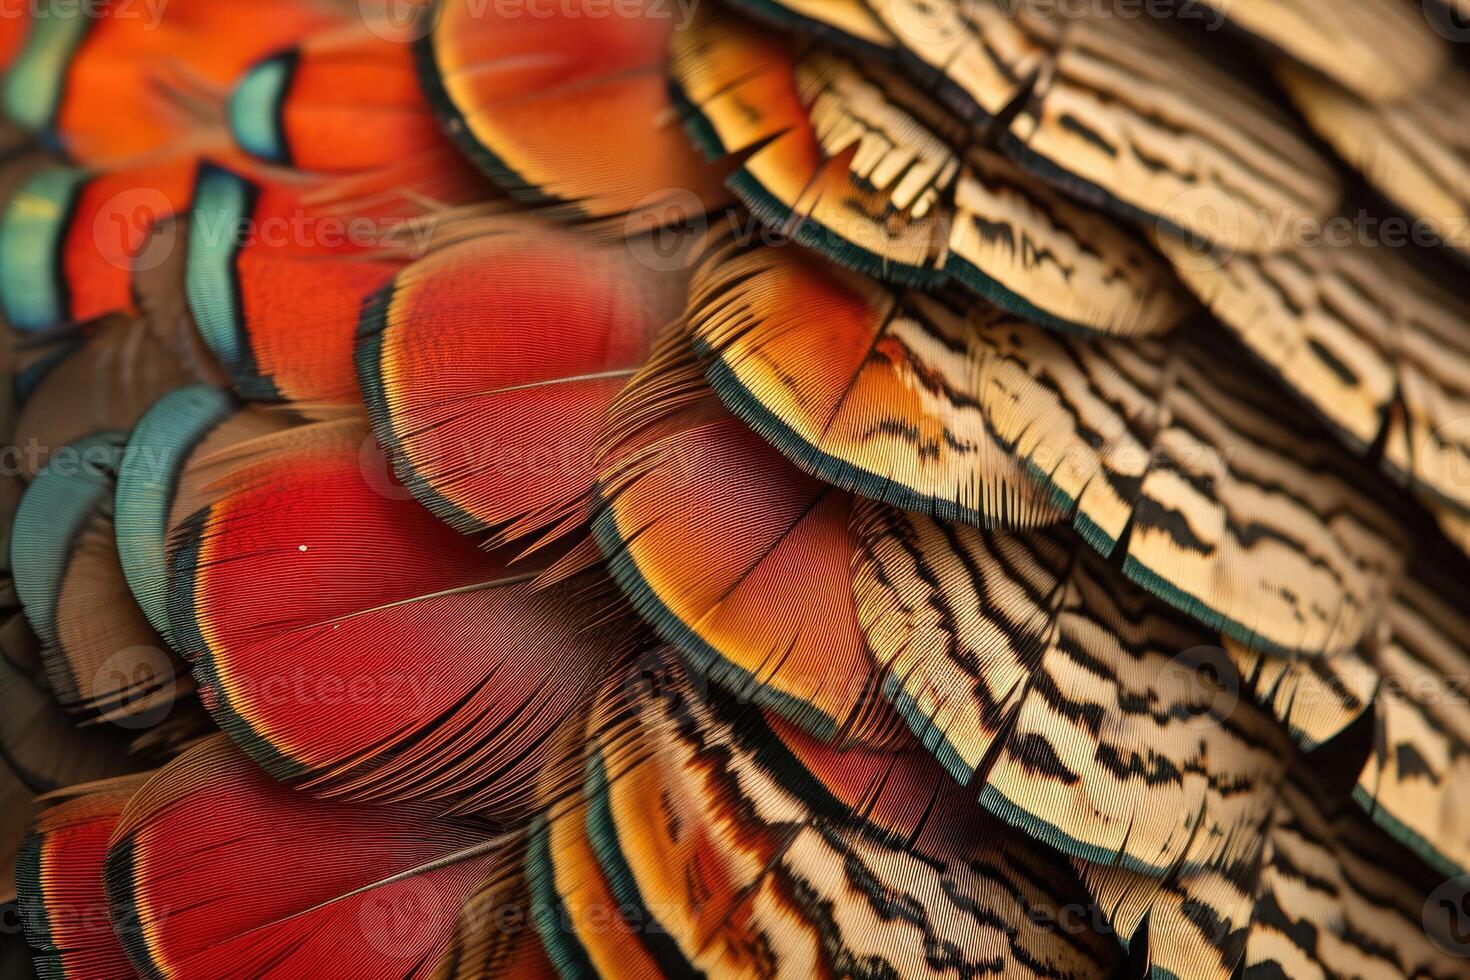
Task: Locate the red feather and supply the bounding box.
[357,218,688,545]
[166,418,641,814]
[105,737,501,980]
[18,777,147,980]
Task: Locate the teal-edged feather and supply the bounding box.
[114,384,238,643]
[524,815,595,980]
[1,1,92,138]
[227,52,295,165]
[10,430,126,653]
[0,165,86,331]
[581,748,696,978]
[184,164,277,399]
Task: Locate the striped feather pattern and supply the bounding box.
[966,321,1406,655]
[1196,543,1470,882]
[801,49,962,224]
[1247,775,1467,979]
[669,8,948,286]
[853,504,1287,876]
[674,9,1187,335]
[1225,638,1376,752]
[687,233,1060,530]
[1392,275,1470,524]
[569,662,1123,977]
[1081,757,1469,979]
[1155,230,1401,455]
[1079,822,1265,980]
[7,5,1470,980]
[1356,548,1470,876]
[865,0,1058,122]
[1213,539,1470,880]
[869,1,1339,251]
[441,871,559,980]
[1002,11,1341,253]
[1279,61,1470,262]
[689,233,1405,655]
[949,149,1191,337]
[1158,221,1470,545]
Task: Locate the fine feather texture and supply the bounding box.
[853,503,1288,877]
[863,0,1342,252]
[671,5,1191,335]
[103,736,502,980]
[419,0,731,222]
[17,775,149,980]
[687,232,1408,657]
[12,431,186,723]
[356,216,689,547]
[669,5,952,288]
[685,229,1063,529]
[1156,211,1470,549]
[593,328,889,743]
[165,416,646,815]
[1350,543,1470,877]
[532,661,1125,977]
